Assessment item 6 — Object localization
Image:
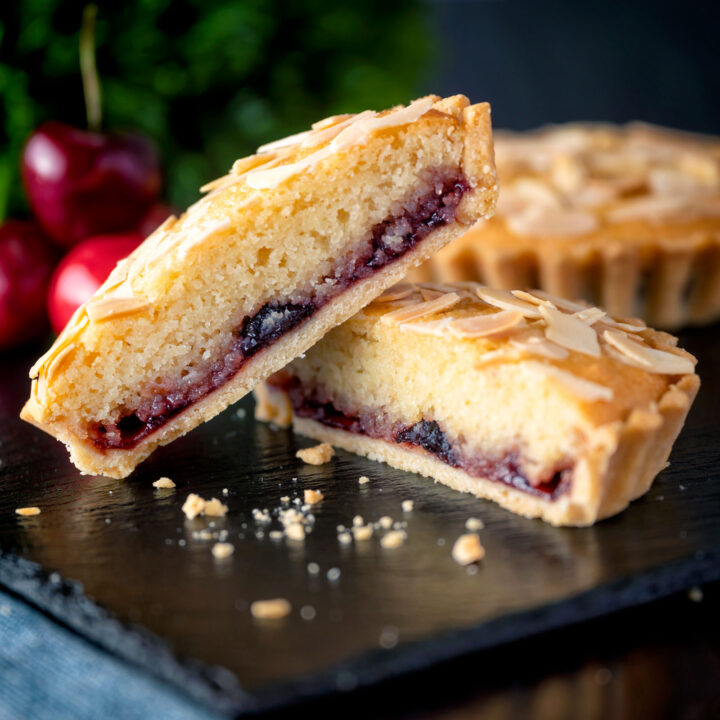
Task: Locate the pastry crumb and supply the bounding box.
[296,443,334,465]
[688,586,704,603]
[338,531,352,545]
[285,522,306,541]
[204,498,228,517]
[380,530,406,549]
[211,542,234,560]
[378,516,393,530]
[251,598,291,620]
[15,507,41,517]
[352,514,364,527]
[452,533,485,565]
[401,499,414,512]
[353,525,373,541]
[307,562,320,575]
[280,495,290,504]
[304,489,324,505]
[153,477,176,489]
[358,476,370,485]
[269,530,284,540]
[465,517,484,531]
[182,493,206,520]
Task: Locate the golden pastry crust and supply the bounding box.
[410,122,720,329]
[257,282,699,526]
[22,96,497,478]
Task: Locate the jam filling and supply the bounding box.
[91,173,470,450]
[274,375,572,501]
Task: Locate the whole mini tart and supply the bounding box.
[22,95,498,479]
[257,282,699,526]
[410,123,720,329]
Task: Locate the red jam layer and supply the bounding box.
[273,375,572,501]
[91,173,470,450]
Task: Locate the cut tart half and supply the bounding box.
[22,95,497,479]
[410,122,720,329]
[256,282,699,526]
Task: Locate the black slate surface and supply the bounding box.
[0,326,719,717]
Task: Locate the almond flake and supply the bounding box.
[398,318,453,337]
[510,333,569,360]
[381,293,461,325]
[447,310,525,339]
[476,287,543,317]
[86,296,151,323]
[371,285,415,303]
[573,307,607,325]
[257,129,312,154]
[603,330,695,374]
[518,289,588,313]
[539,304,601,357]
[525,361,613,402]
[420,288,445,302]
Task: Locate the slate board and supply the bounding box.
[1,326,719,717]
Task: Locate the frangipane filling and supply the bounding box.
[90,172,470,450]
[271,374,572,501]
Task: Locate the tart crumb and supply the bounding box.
[182,493,206,520]
[338,531,352,545]
[688,586,704,603]
[358,476,370,485]
[401,499,414,512]
[353,525,373,541]
[465,517,484,531]
[378,516,393,530]
[296,442,334,465]
[304,489,324,505]
[211,542,234,560]
[153,477,176,489]
[452,533,485,565]
[285,523,306,541]
[352,514,364,527]
[280,496,290,504]
[380,530,406,549]
[204,498,228,517]
[15,507,41,517]
[251,598,291,620]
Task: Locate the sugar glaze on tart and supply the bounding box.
[22,96,497,478]
[257,282,699,526]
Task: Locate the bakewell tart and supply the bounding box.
[256,282,699,526]
[410,123,720,329]
[21,95,497,479]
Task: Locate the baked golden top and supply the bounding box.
[490,122,720,239]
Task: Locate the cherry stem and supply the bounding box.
[80,4,102,132]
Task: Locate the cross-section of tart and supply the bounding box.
[410,123,720,329]
[256,282,699,526]
[21,96,497,479]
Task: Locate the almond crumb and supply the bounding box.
[204,498,228,517]
[280,495,290,503]
[153,477,176,489]
[182,493,205,520]
[379,516,393,529]
[452,533,485,565]
[251,598,291,620]
[352,514,364,527]
[296,443,334,465]
[285,523,306,541]
[381,530,406,549]
[338,531,352,545]
[358,476,370,485]
[353,525,373,541]
[401,500,414,512]
[304,489,324,505]
[465,517,484,532]
[211,542,234,560]
[15,507,40,517]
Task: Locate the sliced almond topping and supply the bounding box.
[381,293,461,325]
[603,330,695,374]
[398,318,453,337]
[361,96,435,134]
[447,310,525,339]
[510,332,570,360]
[525,361,613,402]
[519,289,588,313]
[420,288,445,302]
[246,143,334,189]
[311,113,354,131]
[573,307,607,325]
[86,296,151,323]
[507,205,599,237]
[302,113,360,148]
[371,285,415,303]
[598,316,647,334]
[476,287,543,318]
[539,304,601,357]
[256,129,312,154]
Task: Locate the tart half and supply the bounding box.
[410,123,720,329]
[257,282,699,526]
[22,96,497,478]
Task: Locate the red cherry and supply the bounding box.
[47,232,143,334]
[0,220,58,349]
[22,122,162,248]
